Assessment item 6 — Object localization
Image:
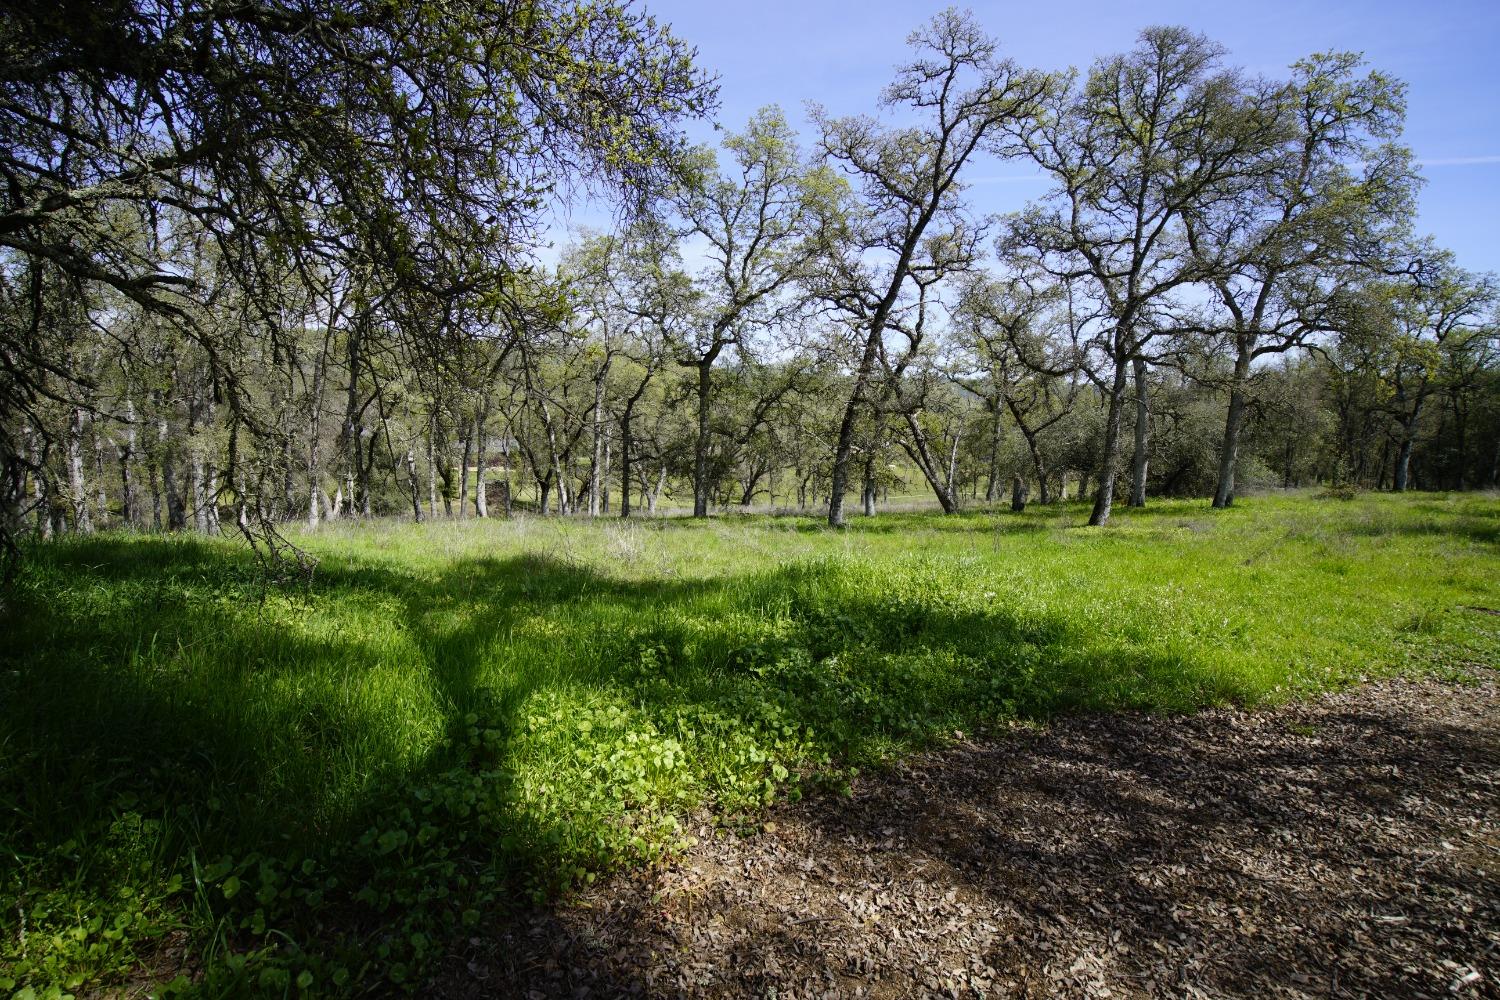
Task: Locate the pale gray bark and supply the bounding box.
[67,407,93,534]
[474,407,489,518]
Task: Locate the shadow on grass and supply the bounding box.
[0,527,1340,992]
[1341,509,1500,546]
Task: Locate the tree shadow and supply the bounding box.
[797,699,1500,997]
[462,685,1499,997]
[0,528,1406,993]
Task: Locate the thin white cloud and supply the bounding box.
[1417,155,1500,167]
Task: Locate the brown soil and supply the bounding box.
[436,674,1500,999]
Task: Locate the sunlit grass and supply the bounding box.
[2,491,1496,995]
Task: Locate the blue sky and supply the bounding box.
[553,0,1500,275]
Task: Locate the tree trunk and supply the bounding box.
[148,459,162,532]
[693,361,712,518]
[93,433,110,528]
[861,451,876,517]
[458,429,472,519]
[405,448,422,522]
[474,408,488,518]
[828,324,885,527]
[279,429,295,520]
[342,322,364,518]
[1128,357,1150,508]
[1451,396,1468,491]
[536,470,552,515]
[25,427,52,540]
[740,462,765,507]
[159,404,185,531]
[427,411,439,518]
[618,414,634,519]
[191,449,209,533]
[649,465,666,515]
[118,400,140,528]
[1011,474,1029,512]
[1090,353,1130,527]
[900,411,960,514]
[1021,430,1050,505]
[66,408,94,534]
[306,418,324,529]
[205,410,222,533]
[984,403,1003,501]
[498,432,513,516]
[945,428,962,500]
[589,368,607,518]
[1393,432,1414,492]
[1213,348,1252,509]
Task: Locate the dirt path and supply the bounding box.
[439,675,1500,999]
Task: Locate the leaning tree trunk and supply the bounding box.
[828,323,885,527]
[944,427,963,502]
[900,411,960,514]
[1213,348,1253,509]
[1090,353,1131,527]
[1128,357,1150,508]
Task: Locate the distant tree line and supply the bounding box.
[3,5,1496,565]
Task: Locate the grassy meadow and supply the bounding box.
[2,492,1498,996]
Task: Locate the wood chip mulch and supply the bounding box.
[434,674,1500,999]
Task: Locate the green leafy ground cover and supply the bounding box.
[2,492,1497,997]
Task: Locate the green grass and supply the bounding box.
[3,492,1497,996]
